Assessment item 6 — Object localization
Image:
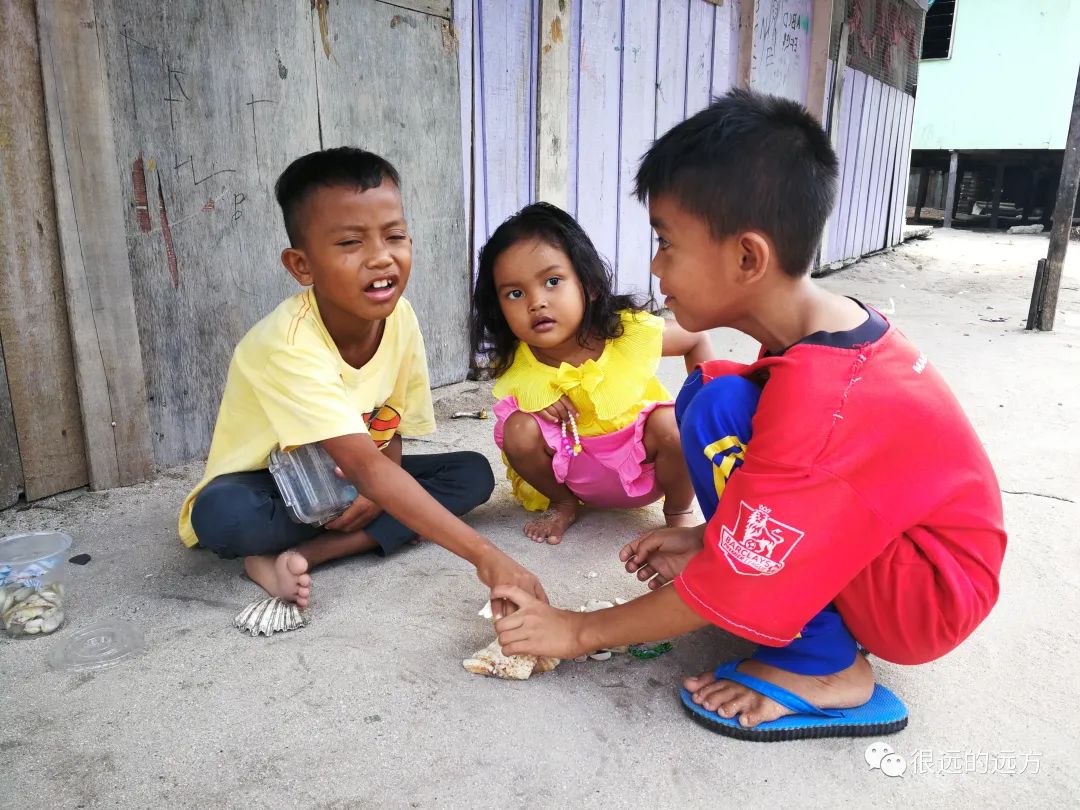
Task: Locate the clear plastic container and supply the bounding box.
[49,621,146,671]
[269,443,358,525]
[0,531,72,638]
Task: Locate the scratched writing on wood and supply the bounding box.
[750,0,812,105]
[116,21,270,289]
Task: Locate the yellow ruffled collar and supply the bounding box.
[491,310,663,420]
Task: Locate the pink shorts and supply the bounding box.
[493,396,671,509]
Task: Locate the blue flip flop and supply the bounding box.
[680,659,908,742]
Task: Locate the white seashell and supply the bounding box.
[580,599,615,613]
[233,600,262,628]
[234,597,305,637]
[40,610,64,634]
[23,618,43,634]
[242,599,272,636]
[256,602,277,636]
[587,651,612,661]
[286,604,302,630]
[463,638,559,680]
[8,603,46,623]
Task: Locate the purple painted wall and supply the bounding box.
[567,0,741,297]
[821,63,914,265]
[460,0,919,289]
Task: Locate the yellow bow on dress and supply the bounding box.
[555,359,604,394]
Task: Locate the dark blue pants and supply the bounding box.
[191,451,495,558]
[676,370,858,676]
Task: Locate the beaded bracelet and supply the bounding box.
[559,412,582,457]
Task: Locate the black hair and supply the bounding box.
[634,88,838,275]
[471,202,640,376]
[274,147,401,246]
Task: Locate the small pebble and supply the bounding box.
[69,554,91,565]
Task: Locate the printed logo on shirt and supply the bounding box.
[364,404,401,449]
[912,353,928,374]
[719,501,805,576]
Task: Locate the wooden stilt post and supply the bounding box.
[1029,63,1080,331]
[943,150,959,228]
[989,161,1005,230]
[914,165,930,221]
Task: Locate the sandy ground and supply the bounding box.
[1,229,1077,809]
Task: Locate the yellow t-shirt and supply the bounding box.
[492,310,671,511]
[178,290,435,547]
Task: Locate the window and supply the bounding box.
[921,0,957,60]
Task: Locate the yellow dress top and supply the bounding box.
[493,309,671,434]
[493,310,671,511]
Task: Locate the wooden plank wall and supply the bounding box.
[0,0,89,502]
[821,62,916,265]
[566,0,741,298]
[0,346,21,508]
[465,1,741,298]
[78,0,468,469]
[38,0,155,490]
[471,0,538,261]
[316,4,470,390]
[749,0,813,104]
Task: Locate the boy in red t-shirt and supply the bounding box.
[491,89,1006,741]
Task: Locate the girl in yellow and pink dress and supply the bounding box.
[471,203,712,544]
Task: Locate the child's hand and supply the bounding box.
[619,525,705,590]
[324,493,382,533]
[475,548,549,619]
[538,395,578,424]
[492,586,586,659]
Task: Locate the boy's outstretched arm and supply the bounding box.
[322,432,546,615]
[492,584,708,660]
[661,320,713,373]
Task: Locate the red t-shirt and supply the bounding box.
[673,325,1007,653]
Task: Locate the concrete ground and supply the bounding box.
[1,229,1077,809]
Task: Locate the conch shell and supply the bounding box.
[462,639,560,680]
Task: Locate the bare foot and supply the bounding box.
[243,551,313,609]
[524,501,579,544]
[663,508,697,529]
[683,653,875,728]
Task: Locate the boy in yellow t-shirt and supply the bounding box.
[179,147,545,615]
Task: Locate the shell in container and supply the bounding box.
[0,532,72,638]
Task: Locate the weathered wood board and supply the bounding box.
[615,2,660,297]
[37,0,155,489]
[750,0,812,104]
[0,342,22,508]
[567,0,744,297]
[314,1,470,389]
[822,65,915,265]
[655,2,691,157]
[687,0,718,114]
[84,0,468,468]
[91,0,318,467]
[536,0,571,207]
[472,0,538,247]
[0,0,89,500]
[572,0,623,271]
